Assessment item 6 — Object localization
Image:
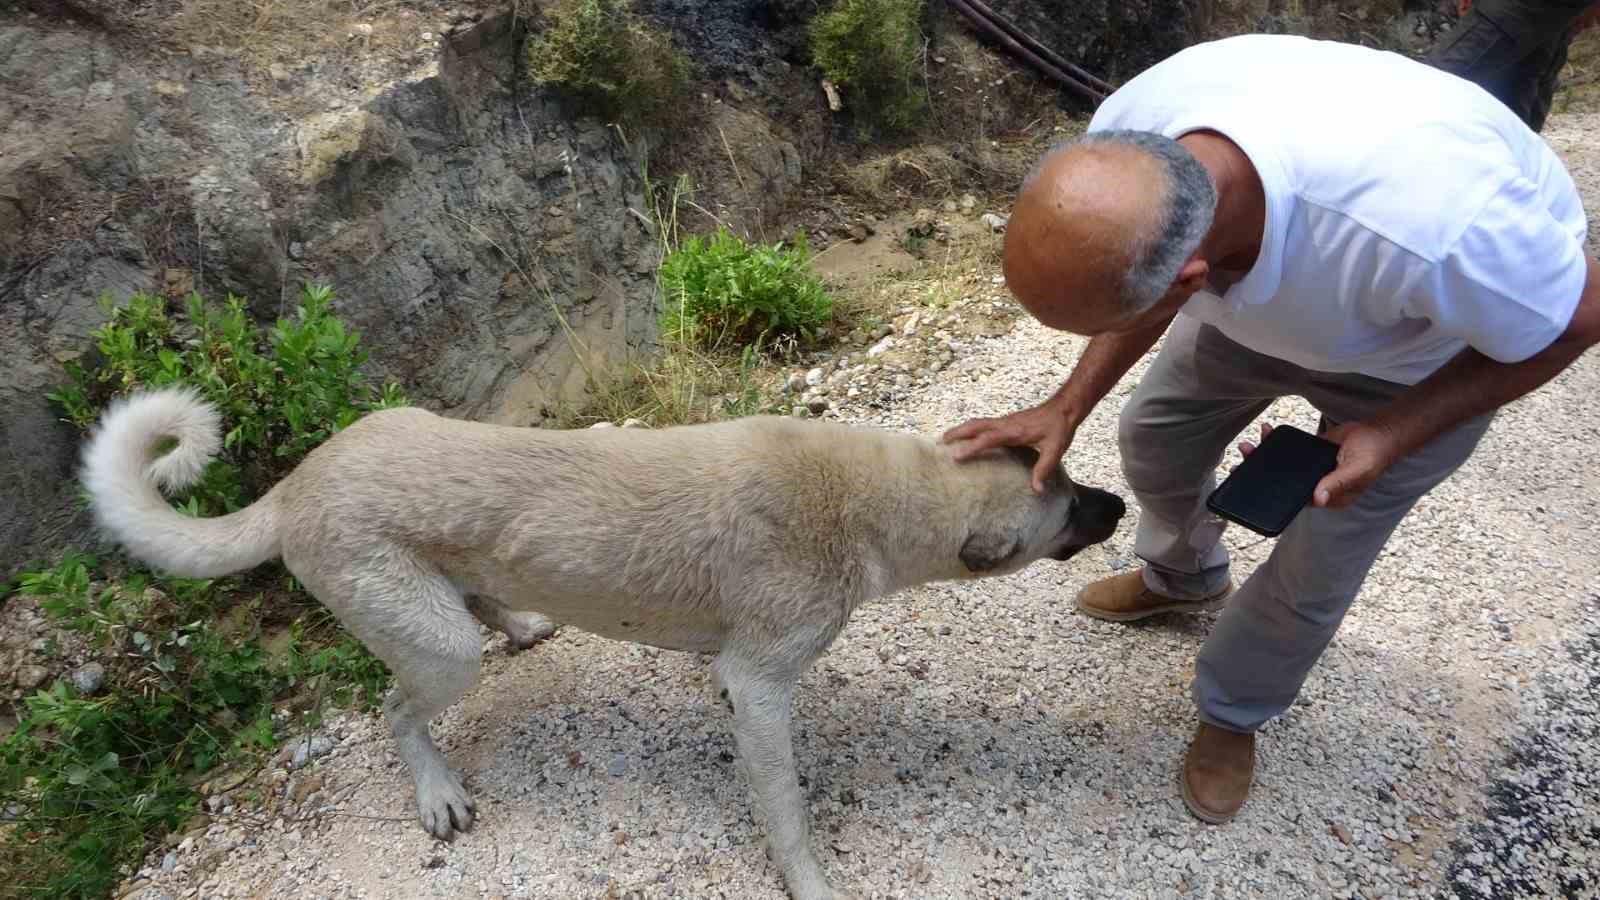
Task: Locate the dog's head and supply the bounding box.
[939,442,1126,579]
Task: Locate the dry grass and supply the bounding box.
[550,340,789,428]
[172,0,340,51]
[168,0,432,66]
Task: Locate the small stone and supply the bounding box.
[806,397,828,415]
[589,422,617,429]
[607,754,629,777]
[421,31,434,40]
[866,337,895,358]
[784,373,807,394]
[805,367,825,387]
[941,199,958,214]
[14,665,48,690]
[162,851,178,873]
[959,193,977,212]
[290,734,336,769]
[290,775,324,805]
[71,662,105,695]
[621,418,646,428]
[352,22,373,36]
[288,241,305,260]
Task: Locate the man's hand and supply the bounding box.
[941,402,1079,494]
[939,314,1174,494]
[1238,420,1404,509]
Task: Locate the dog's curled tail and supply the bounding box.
[81,387,283,579]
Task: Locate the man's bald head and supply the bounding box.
[1003,130,1218,334]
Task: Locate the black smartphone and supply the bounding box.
[1205,424,1341,538]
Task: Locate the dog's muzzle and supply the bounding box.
[1048,485,1127,561]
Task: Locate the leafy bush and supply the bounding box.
[810,0,928,133]
[524,0,692,129]
[658,228,834,353]
[51,284,407,516]
[1,284,403,898]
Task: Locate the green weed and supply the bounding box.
[658,228,833,354]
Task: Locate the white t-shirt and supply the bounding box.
[1087,33,1591,385]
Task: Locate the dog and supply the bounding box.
[80,387,1125,900]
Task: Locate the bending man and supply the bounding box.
[944,33,1598,824]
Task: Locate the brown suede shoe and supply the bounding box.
[1181,723,1256,824]
[1074,570,1233,622]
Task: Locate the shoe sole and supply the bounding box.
[1184,768,1241,826]
[1180,771,1240,825]
[1074,587,1233,623]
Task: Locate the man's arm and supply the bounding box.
[1311,255,1600,507]
[1050,314,1176,425]
[942,312,1174,491]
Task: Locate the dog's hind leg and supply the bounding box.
[465,594,558,651]
[712,650,855,900]
[297,555,484,840]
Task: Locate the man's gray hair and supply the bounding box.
[1024,129,1218,316]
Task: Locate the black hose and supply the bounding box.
[956,0,1116,95]
[944,0,1107,104]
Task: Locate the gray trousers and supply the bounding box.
[1119,316,1493,734]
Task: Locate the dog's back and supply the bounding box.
[273,408,936,651]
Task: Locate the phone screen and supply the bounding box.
[1205,425,1341,537]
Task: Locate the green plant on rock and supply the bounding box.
[524,0,692,129]
[658,227,833,354]
[810,0,928,134]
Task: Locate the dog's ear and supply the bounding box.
[1004,445,1040,469]
[960,530,1021,573]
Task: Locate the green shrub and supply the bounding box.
[50,284,408,516]
[658,228,833,353]
[2,284,404,898]
[810,0,928,133]
[524,0,692,129]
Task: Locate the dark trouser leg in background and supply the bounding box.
[1427,0,1593,131]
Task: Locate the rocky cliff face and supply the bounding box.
[0,0,1193,578]
[0,3,825,576]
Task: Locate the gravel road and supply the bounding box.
[125,114,1600,900]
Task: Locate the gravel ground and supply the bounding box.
[124,115,1600,900]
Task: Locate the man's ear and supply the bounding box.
[960,530,1022,573]
[1173,255,1209,295]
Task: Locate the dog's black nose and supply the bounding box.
[1081,485,1126,523]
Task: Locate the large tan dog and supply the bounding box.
[80,387,1125,900]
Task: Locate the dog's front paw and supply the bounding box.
[796,886,859,900]
[785,873,859,900]
[416,771,476,839]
